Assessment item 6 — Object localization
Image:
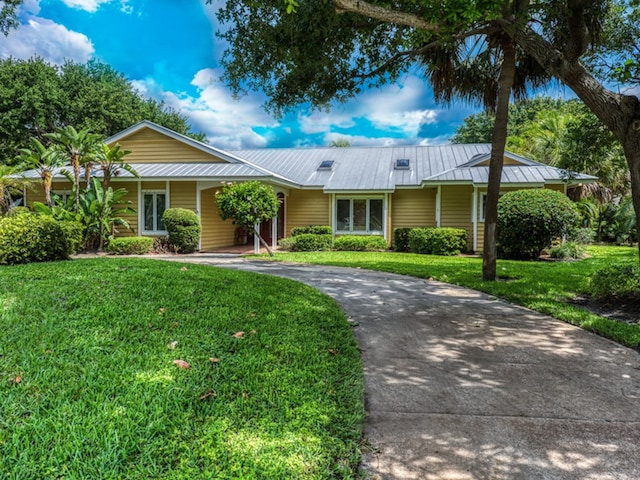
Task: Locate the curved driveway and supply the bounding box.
[159,255,640,479]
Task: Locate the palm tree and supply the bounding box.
[45,126,102,211]
[19,137,65,208]
[0,164,25,214]
[96,143,138,191]
[420,21,548,279]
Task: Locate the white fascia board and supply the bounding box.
[323,189,394,194]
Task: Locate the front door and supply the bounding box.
[260,193,285,245]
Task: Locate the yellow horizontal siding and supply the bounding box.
[200,187,237,250]
[114,129,226,164]
[285,190,330,236]
[141,181,165,190]
[111,181,139,237]
[391,188,436,229]
[169,182,197,211]
[441,185,473,243]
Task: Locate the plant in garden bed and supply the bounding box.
[162,208,201,253]
[0,258,364,479]
[105,236,154,255]
[334,235,387,251]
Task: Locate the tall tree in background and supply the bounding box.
[0,57,205,166]
[0,0,21,35]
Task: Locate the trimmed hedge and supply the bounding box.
[0,213,83,265]
[278,234,333,252]
[291,225,332,236]
[393,227,412,252]
[408,227,468,256]
[334,235,388,251]
[497,189,579,260]
[106,236,154,255]
[162,208,201,253]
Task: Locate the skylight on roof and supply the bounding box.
[395,158,410,170]
[318,160,334,170]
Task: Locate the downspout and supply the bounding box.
[472,186,478,253]
[436,185,442,227]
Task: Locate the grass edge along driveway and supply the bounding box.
[268,245,640,350]
[0,258,364,479]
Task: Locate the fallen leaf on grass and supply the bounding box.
[9,372,23,384]
[180,267,188,271]
[250,329,257,335]
[167,341,178,350]
[209,357,220,363]
[199,390,217,400]
[232,331,245,338]
[173,360,191,369]
[158,308,167,315]
[328,349,338,355]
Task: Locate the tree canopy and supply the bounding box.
[0,57,205,166]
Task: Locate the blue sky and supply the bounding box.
[0,0,487,149]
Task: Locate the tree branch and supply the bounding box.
[333,0,439,31]
[565,0,590,61]
[351,27,489,81]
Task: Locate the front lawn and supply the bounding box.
[269,245,640,349]
[0,258,364,479]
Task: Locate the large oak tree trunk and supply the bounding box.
[482,40,516,280]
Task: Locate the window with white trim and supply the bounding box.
[336,197,384,233]
[52,190,71,205]
[143,191,167,233]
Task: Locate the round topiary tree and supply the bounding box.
[215,181,280,256]
[162,208,201,253]
[497,189,579,260]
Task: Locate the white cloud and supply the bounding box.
[134,68,280,150]
[60,0,112,13]
[298,75,441,142]
[0,17,94,64]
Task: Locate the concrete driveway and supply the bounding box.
[156,255,640,479]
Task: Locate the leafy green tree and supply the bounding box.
[0,58,205,166]
[0,0,21,36]
[19,137,65,208]
[215,181,280,256]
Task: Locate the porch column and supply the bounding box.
[254,224,260,254]
[472,186,478,253]
[436,185,441,227]
[196,182,202,251]
[271,217,277,250]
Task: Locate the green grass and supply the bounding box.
[0,258,364,479]
[267,245,640,349]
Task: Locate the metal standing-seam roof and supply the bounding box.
[16,120,597,190]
